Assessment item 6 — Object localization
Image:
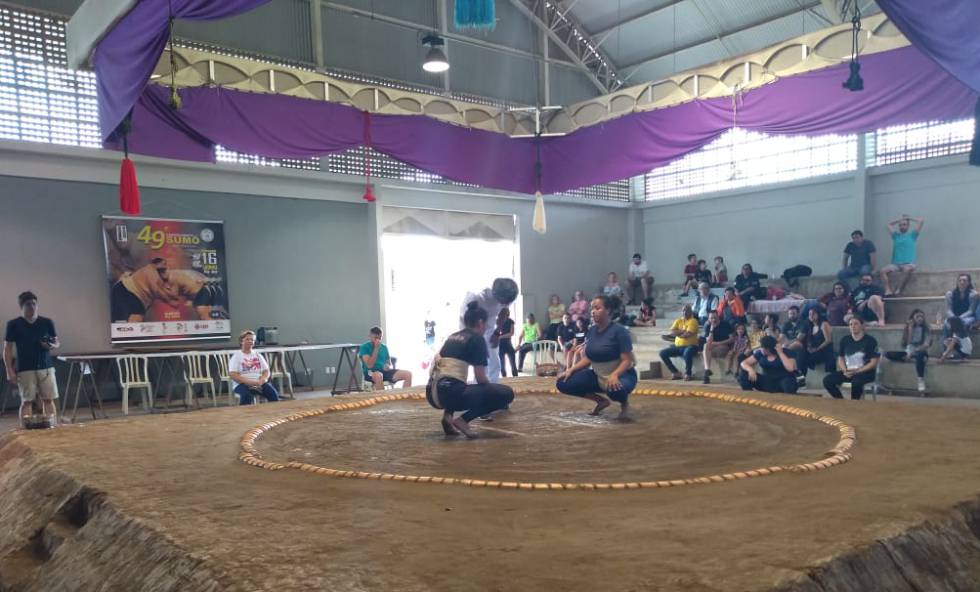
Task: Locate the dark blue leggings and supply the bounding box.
[557,367,637,404]
[427,379,514,422]
[234,382,280,405]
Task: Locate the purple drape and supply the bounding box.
[94,0,271,141]
[539,45,977,194]
[875,0,980,94]
[115,45,977,195]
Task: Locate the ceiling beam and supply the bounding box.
[620,1,822,72]
[590,0,686,37]
[508,0,623,94]
[819,0,844,24]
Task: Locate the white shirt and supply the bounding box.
[228,350,269,390]
[461,287,504,344]
[629,261,649,279]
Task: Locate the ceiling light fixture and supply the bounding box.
[421,34,450,73]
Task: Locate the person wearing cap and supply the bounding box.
[460,278,519,384]
[627,253,653,305]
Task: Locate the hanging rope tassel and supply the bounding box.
[531,138,546,234]
[454,0,496,30]
[117,115,141,215]
[167,2,182,110]
[362,111,376,202]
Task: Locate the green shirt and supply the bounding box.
[358,341,389,373]
[522,323,539,343]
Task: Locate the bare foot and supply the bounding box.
[589,397,611,416]
[441,413,459,436]
[617,403,632,421]
[451,417,478,439]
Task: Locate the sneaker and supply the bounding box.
[796,375,807,388]
[670,373,683,380]
[917,378,926,393]
[703,369,712,384]
[684,374,693,381]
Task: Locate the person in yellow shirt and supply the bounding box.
[659,304,700,380]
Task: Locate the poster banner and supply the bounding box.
[102,216,231,344]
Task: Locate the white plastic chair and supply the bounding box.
[531,340,561,376]
[182,353,217,407]
[115,355,153,415]
[213,352,235,405]
[264,350,294,398]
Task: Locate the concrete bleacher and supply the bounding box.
[628,268,979,398]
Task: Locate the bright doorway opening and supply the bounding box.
[381,230,519,375]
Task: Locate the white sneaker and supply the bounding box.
[917,378,926,393]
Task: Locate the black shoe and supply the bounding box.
[703,369,712,384]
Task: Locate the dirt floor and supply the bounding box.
[3,378,980,591]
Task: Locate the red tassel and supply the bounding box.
[361,111,376,202]
[119,157,141,215]
[362,183,376,202]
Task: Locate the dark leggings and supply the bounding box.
[517,343,534,370]
[557,367,637,404]
[234,382,280,405]
[737,372,798,394]
[427,379,514,422]
[823,369,876,400]
[498,340,517,376]
[800,347,836,375]
[886,350,927,378]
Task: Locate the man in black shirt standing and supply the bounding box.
[823,316,880,400]
[3,291,60,424]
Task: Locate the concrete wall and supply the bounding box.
[641,154,980,286]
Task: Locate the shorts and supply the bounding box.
[192,283,225,307]
[880,263,916,273]
[365,368,399,383]
[17,367,59,401]
[110,281,146,321]
[858,305,879,323]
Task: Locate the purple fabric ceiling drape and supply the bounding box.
[94,0,272,141]
[875,0,980,94]
[115,45,976,195]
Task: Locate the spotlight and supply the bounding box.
[421,34,449,73]
[842,61,863,92]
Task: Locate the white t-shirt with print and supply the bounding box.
[228,350,269,390]
[629,261,649,279]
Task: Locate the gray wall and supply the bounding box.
[0,175,377,388]
[641,156,980,285]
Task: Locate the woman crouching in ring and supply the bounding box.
[556,295,637,419]
[427,303,515,438]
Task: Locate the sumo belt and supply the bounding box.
[427,357,469,409]
[591,354,635,391]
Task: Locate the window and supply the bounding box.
[215,145,320,171]
[0,6,99,147]
[644,128,857,201]
[867,118,975,167]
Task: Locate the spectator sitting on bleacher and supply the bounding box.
[726,322,749,375]
[546,294,566,341]
[884,309,932,393]
[565,317,589,370]
[693,282,719,326]
[847,273,886,326]
[738,336,799,394]
[568,290,589,322]
[556,313,576,353]
[627,253,654,305]
[781,306,805,377]
[694,260,712,286]
[701,310,733,384]
[838,230,876,289]
[763,313,781,340]
[819,282,851,327]
[682,253,699,295]
[634,298,657,327]
[602,272,624,300]
[659,304,699,381]
[713,256,728,286]
[716,286,746,326]
[747,317,764,353]
[944,273,978,337]
[360,326,413,390]
[735,264,768,303]
[939,317,973,363]
[823,317,880,400]
[881,214,924,297]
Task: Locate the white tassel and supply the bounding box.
[532,190,547,234]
